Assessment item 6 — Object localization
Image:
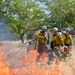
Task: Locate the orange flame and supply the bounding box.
[0,46,75,75]
[22,50,65,75]
[0,46,13,75]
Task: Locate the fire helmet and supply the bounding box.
[53,27,58,32]
[42,26,47,30]
[66,28,70,32]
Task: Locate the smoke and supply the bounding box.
[0,18,18,41]
[0,42,75,75]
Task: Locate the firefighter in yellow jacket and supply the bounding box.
[51,27,64,50]
[62,28,73,57]
[51,27,64,59]
[35,26,48,54]
[62,28,73,47]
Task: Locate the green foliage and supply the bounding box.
[0,0,48,37]
[1,0,75,38]
[39,0,75,30]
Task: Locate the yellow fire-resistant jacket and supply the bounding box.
[62,34,73,45]
[52,34,64,45]
[35,31,48,44]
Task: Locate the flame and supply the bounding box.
[0,45,75,75]
[22,50,65,75]
[0,46,13,75]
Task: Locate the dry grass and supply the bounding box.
[0,41,75,75]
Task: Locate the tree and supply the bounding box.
[0,0,48,39]
[39,0,75,30]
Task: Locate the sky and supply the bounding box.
[36,1,50,14]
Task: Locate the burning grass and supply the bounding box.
[0,45,75,75]
[0,46,13,75]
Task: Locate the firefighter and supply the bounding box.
[63,28,73,47]
[62,28,73,57]
[51,27,64,49]
[51,27,64,59]
[35,26,48,54]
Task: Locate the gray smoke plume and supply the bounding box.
[0,17,17,41]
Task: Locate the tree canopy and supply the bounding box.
[0,0,48,37]
[0,0,75,38]
[39,0,75,29]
